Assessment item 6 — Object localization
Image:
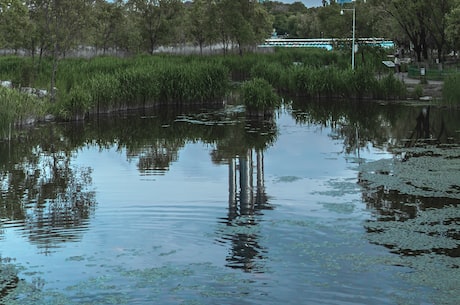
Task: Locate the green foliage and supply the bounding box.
[241,78,280,111]
[442,73,460,106]
[250,62,284,86]
[0,86,45,130]
[53,56,229,118]
[413,84,424,99]
[58,86,92,120]
[374,73,406,100]
[155,61,229,104]
[0,50,415,123]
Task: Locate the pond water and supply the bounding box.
[0,100,459,305]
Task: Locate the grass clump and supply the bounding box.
[0,86,46,133]
[374,73,407,100]
[442,73,460,106]
[241,78,280,114]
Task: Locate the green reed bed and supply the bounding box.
[373,73,407,100]
[0,48,405,123]
[56,57,230,119]
[0,86,45,132]
[257,64,406,100]
[241,78,280,114]
[442,73,460,106]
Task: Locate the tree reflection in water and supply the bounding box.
[355,105,460,259]
[0,131,96,254]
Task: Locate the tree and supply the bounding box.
[0,0,31,53]
[382,0,428,62]
[24,0,94,94]
[422,0,454,63]
[380,0,454,63]
[188,0,218,54]
[446,1,460,52]
[89,0,126,54]
[126,0,183,54]
[215,0,272,55]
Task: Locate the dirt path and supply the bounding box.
[396,72,443,99]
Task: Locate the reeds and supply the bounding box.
[0,47,406,123]
[241,78,280,112]
[442,73,460,106]
[373,73,407,100]
[0,86,45,130]
[55,56,230,119]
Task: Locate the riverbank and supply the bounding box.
[396,72,443,100]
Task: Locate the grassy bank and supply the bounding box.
[0,47,406,125]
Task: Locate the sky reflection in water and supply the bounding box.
[0,103,458,305]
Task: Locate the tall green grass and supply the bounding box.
[0,47,407,123]
[0,86,46,133]
[54,57,230,119]
[241,78,280,113]
[442,73,460,106]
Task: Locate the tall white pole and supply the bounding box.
[341,7,356,70]
[352,8,355,70]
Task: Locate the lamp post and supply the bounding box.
[340,7,356,70]
[340,0,366,69]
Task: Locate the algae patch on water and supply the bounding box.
[358,145,460,305]
[365,205,460,254]
[359,145,460,199]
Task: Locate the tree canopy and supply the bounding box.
[0,0,457,62]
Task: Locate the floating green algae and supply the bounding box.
[314,177,362,197]
[319,201,356,214]
[358,145,460,305]
[274,176,302,183]
[359,145,460,199]
[366,205,460,253]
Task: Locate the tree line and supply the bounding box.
[269,0,459,64]
[0,0,459,63]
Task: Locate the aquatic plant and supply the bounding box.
[241,78,280,114]
[412,84,424,99]
[0,50,414,124]
[373,73,406,100]
[442,73,460,106]
[57,86,92,120]
[0,86,46,130]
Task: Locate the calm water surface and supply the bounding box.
[0,101,459,304]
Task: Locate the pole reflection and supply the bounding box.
[223,149,272,272]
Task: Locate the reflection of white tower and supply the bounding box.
[224,149,269,272]
[228,149,253,216]
[256,150,265,205]
[228,149,267,216]
[239,149,253,213]
[228,158,238,219]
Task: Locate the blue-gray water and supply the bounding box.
[0,102,458,304]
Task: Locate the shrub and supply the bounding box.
[0,86,45,128]
[442,73,460,106]
[374,73,406,100]
[241,78,280,112]
[58,86,92,120]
